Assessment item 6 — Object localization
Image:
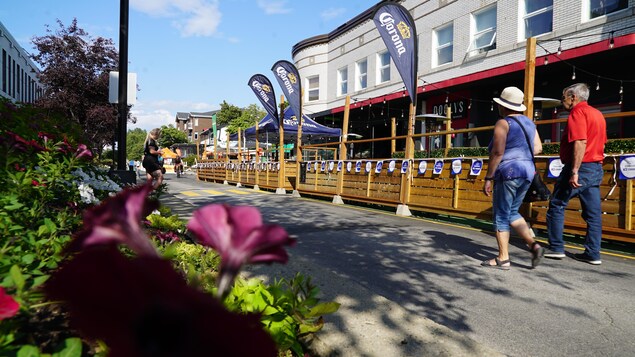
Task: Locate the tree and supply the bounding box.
[126,128,147,161]
[227,104,266,134]
[159,125,188,148]
[216,101,242,127]
[31,19,124,154]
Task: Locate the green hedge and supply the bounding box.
[391,138,635,159]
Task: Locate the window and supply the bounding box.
[355,59,367,91]
[469,5,497,54]
[433,24,453,67]
[2,50,5,93]
[307,76,319,101]
[522,0,553,38]
[337,67,348,96]
[377,51,391,83]
[586,0,628,19]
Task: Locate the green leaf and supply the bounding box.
[21,254,36,265]
[52,337,82,357]
[299,320,324,335]
[17,345,40,357]
[32,275,50,288]
[306,302,341,318]
[10,265,25,291]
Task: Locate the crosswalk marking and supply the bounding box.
[227,189,251,195]
[203,189,224,195]
[181,191,201,197]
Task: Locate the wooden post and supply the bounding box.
[444,106,452,157]
[225,131,230,183]
[294,100,303,196]
[333,95,350,203]
[277,95,286,194]
[524,37,536,119]
[255,119,260,188]
[213,126,218,160]
[237,128,242,184]
[398,104,415,209]
[390,117,396,156]
[626,179,633,230]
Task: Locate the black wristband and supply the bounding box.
[484,176,494,181]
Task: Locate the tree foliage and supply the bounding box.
[126,128,147,161]
[30,19,124,154]
[159,125,188,148]
[216,101,242,127]
[227,104,266,134]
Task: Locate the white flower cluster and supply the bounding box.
[77,183,98,204]
[72,168,122,204]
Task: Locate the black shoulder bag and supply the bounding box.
[507,116,551,202]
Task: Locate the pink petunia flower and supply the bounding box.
[187,204,295,297]
[0,287,20,321]
[74,143,93,160]
[68,183,159,257]
[45,248,277,356]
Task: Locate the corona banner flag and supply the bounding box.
[373,3,418,104]
[247,74,279,122]
[271,60,302,119]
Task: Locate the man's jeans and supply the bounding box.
[547,162,603,260]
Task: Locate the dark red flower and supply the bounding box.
[69,183,159,257]
[45,248,277,357]
[0,287,20,321]
[32,179,46,187]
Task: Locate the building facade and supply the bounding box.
[174,110,219,143]
[0,21,43,103]
[293,0,634,157]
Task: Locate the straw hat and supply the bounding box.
[493,86,527,112]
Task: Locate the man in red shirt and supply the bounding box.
[545,83,607,265]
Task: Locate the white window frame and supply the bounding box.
[583,0,629,21]
[433,23,453,67]
[306,75,319,102]
[355,58,368,91]
[376,51,391,84]
[337,67,348,96]
[520,0,553,39]
[468,5,497,55]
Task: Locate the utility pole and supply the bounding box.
[117,0,129,171]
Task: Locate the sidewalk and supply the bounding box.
[247,256,504,357]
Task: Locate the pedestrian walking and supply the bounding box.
[481,86,545,270]
[142,128,164,189]
[545,83,607,265]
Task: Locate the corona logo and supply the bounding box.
[378,12,407,56]
[287,73,297,84]
[397,22,411,39]
[252,80,270,102]
[275,66,295,94]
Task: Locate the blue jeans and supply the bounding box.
[493,178,531,232]
[546,162,603,260]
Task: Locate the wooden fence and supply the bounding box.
[197,154,634,244]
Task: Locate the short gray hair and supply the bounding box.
[563,83,590,101]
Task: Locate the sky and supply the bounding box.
[2,0,378,132]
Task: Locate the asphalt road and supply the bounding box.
[159,172,635,357]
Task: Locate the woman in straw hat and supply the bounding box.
[481,86,544,270]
